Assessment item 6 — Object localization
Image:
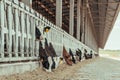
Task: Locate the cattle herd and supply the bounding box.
[36,26,99,72]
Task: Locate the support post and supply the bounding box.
[81,0,85,43]
[69,0,74,36]
[56,0,62,28]
[77,0,81,40]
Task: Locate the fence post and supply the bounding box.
[26,12,29,57]
[0,0,5,58]
[14,6,19,57]
[32,18,35,56]
[20,2,25,57]
[30,15,33,57]
[8,4,12,57]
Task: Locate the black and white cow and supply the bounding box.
[35,27,43,40]
[69,48,76,64]
[89,50,93,59]
[76,48,82,61]
[42,56,63,72]
[84,49,89,59]
[37,26,63,72]
[84,49,93,59]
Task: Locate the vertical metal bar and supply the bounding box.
[0,0,5,58]
[8,4,12,57]
[26,14,29,57]
[14,8,19,57]
[69,0,74,36]
[32,18,35,56]
[30,16,33,57]
[56,0,62,28]
[77,0,81,40]
[20,9,25,57]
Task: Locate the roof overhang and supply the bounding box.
[88,0,120,48]
[32,0,120,48]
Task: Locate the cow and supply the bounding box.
[63,46,72,66]
[49,42,57,57]
[38,26,63,72]
[35,27,43,40]
[52,56,63,70]
[89,50,93,59]
[69,49,76,64]
[39,39,63,72]
[84,49,89,59]
[76,48,82,61]
[84,49,93,59]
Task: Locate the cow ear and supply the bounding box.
[44,26,51,32]
[60,57,63,60]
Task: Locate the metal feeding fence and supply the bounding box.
[0,0,96,63]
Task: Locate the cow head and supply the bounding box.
[36,26,51,49]
[53,56,63,69]
[44,26,51,33]
[35,26,51,40]
[59,57,63,64]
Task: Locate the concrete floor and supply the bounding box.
[72,57,120,80]
[0,57,120,80]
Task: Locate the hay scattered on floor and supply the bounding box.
[0,58,98,80]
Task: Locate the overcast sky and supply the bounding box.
[104,12,120,50]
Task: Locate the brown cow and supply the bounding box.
[63,46,72,66]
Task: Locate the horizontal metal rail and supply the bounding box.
[0,0,97,63]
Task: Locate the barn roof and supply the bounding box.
[32,0,120,48]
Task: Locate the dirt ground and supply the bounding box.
[0,58,97,80]
[0,57,120,80]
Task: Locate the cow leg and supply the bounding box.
[47,56,53,72]
[54,57,60,69]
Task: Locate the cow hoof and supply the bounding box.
[43,68,52,72]
[46,69,52,72]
